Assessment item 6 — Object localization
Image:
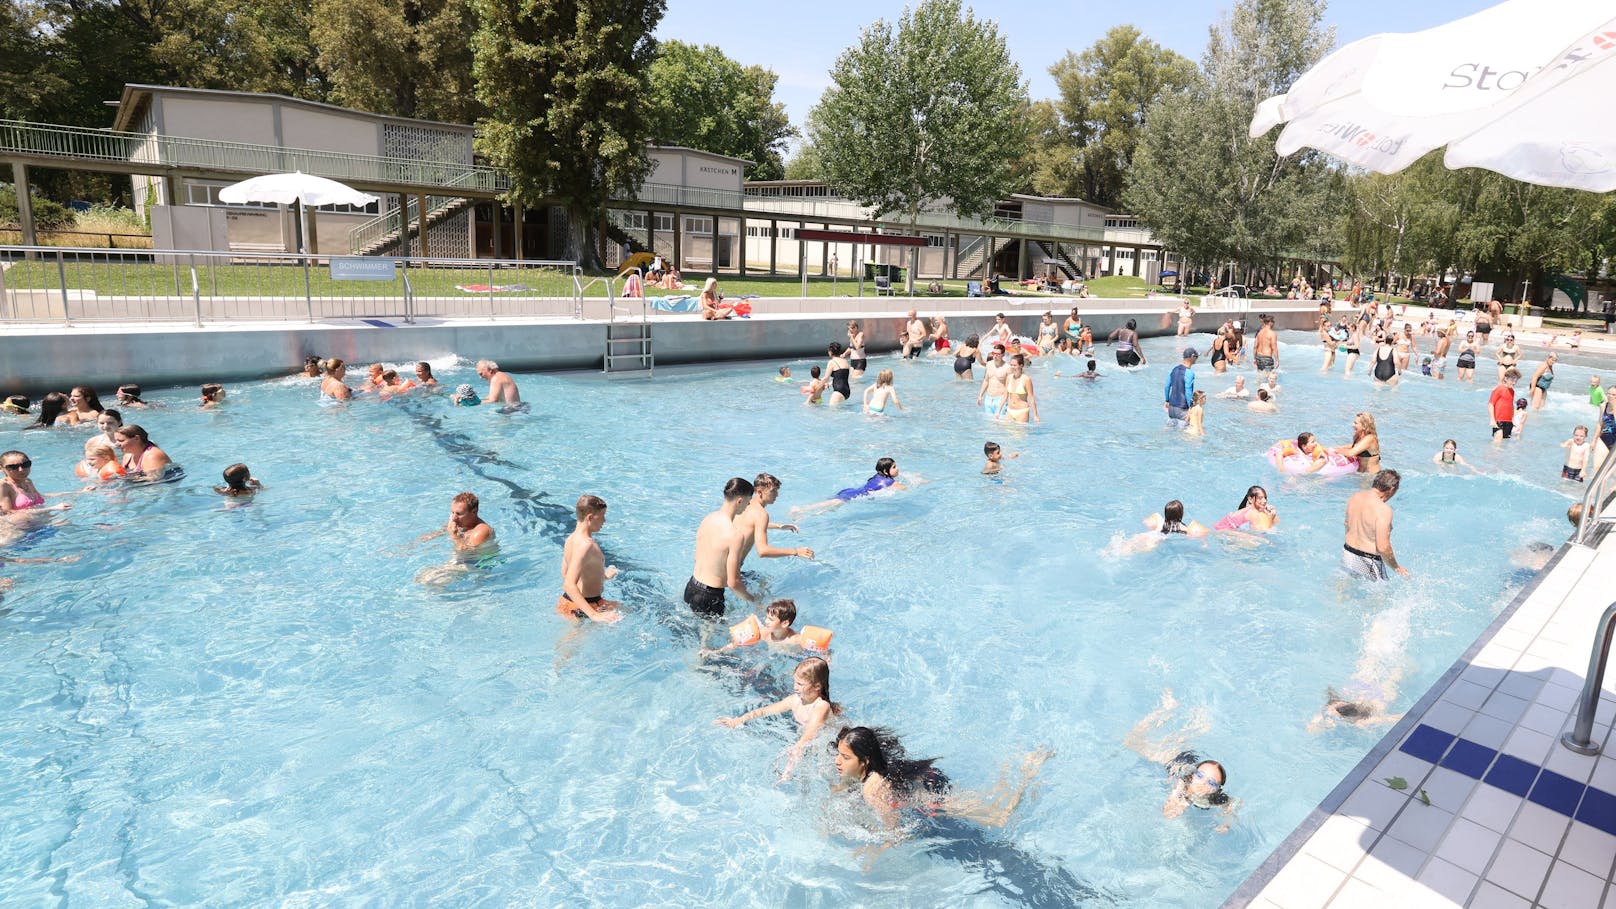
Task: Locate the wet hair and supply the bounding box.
[201,383,224,400]
[767,598,796,625]
[984,441,1001,456]
[810,366,822,378]
[1372,469,1400,494]
[965,334,980,347]
[876,369,894,387]
[827,341,844,357]
[380,370,398,383]
[477,359,499,372]
[327,358,347,373]
[1011,353,1027,367]
[874,457,896,477]
[1569,502,1585,526]
[115,424,151,447]
[996,312,1005,319]
[723,477,755,501]
[1443,438,1457,449]
[302,358,322,376]
[3,394,31,414]
[1163,500,1185,524]
[846,320,860,331]
[1256,388,1271,402]
[70,386,104,413]
[1503,368,1521,382]
[794,657,842,714]
[85,442,117,463]
[416,362,434,378]
[1191,390,1206,406]
[29,392,69,428]
[1353,412,1378,441]
[1126,319,1138,330]
[777,366,790,376]
[222,463,252,490]
[753,473,780,493]
[453,491,479,512]
[99,408,122,427]
[833,726,946,795]
[1196,760,1227,787]
[1086,360,1097,371]
[117,384,145,402]
[1296,431,1315,448]
[1237,485,1267,510]
[575,493,607,521]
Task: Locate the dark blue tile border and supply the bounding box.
[1400,725,1456,764]
[361,318,395,328]
[1486,753,1541,797]
[1529,769,1587,816]
[1574,787,1616,836]
[1440,739,1498,779]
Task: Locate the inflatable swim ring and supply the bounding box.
[1267,440,1357,477]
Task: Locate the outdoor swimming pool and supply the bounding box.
[0,332,1603,907]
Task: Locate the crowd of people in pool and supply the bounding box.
[3,295,1612,854]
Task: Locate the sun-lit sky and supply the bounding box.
[657,0,1492,142]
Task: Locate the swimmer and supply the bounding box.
[1036,312,1058,355]
[1309,607,1410,732]
[983,313,1013,347]
[901,310,930,359]
[1216,377,1249,399]
[863,369,904,415]
[932,314,950,352]
[1163,348,1197,427]
[1213,485,1277,532]
[1261,372,1280,397]
[1530,353,1556,410]
[1108,318,1146,367]
[451,383,481,406]
[413,362,439,387]
[997,354,1039,423]
[1370,331,1398,385]
[375,370,413,400]
[415,491,498,585]
[1342,470,1407,581]
[952,335,981,380]
[776,366,793,382]
[1176,302,1193,337]
[199,383,226,408]
[1430,324,1453,379]
[824,343,853,407]
[982,441,1019,475]
[477,359,526,412]
[88,408,122,452]
[1247,388,1277,412]
[791,457,914,519]
[704,598,803,656]
[1590,375,1605,415]
[115,384,152,408]
[1561,425,1592,482]
[846,321,868,378]
[1,395,29,417]
[300,357,322,378]
[1332,412,1380,474]
[685,477,753,616]
[727,473,813,602]
[801,366,827,405]
[214,463,264,497]
[320,358,353,402]
[832,725,1053,834]
[555,494,622,623]
[1,450,72,515]
[1252,314,1278,373]
[363,363,386,389]
[113,425,173,479]
[1116,500,1206,554]
[717,656,842,780]
[1510,392,1530,440]
[62,385,104,425]
[1056,359,1101,380]
[1182,390,1206,436]
[1124,690,1235,829]
[1431,439,1476,471]
[1455,331,1479,382]
[976,344,1010,415]
[76,442,125,484]
[1064,307,1084,347]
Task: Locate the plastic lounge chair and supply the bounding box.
[966,281,985,298]
[875,275,895,297]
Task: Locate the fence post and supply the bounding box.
[56,250,72,326]
[303,254,315,323]
[190,255,202,327]
[488,262,496,321]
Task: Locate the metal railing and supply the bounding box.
[0,119,507,193]
[1561,601,1616,756]
[347,193,471,255]
[1572,437,1616,546]
[0,245,579,325]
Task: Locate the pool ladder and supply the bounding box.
[1560,449,1616,755]
[604,300,654,377]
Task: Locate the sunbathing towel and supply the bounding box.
[455,284,532,293]
[649,295,700,312]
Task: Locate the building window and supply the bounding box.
[654,213,675,233]
[683,216,713,235]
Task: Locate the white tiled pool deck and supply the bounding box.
[1226,516,1616,908]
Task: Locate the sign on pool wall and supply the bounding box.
[330,257,397,281]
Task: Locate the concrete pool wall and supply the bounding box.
[0,297,1326,393]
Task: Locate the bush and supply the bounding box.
[0,185,76,230]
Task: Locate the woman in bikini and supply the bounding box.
[113,425,173,479]
[846,321,868,379]
[699,277,735,320]
[1342,321,1364,377]
[1036,312,1058,356]
[1496,334,1522,383]
[1,450,72,518]
[62,386,105,426]
[996,354,1039,424]
[1392,324,1416,374]
[1333,412,1381,474]
[320,358,354,402]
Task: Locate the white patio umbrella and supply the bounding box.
[218,172,378,254]
[1249,0,1616,191]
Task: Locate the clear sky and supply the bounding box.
[657,0,1491,145]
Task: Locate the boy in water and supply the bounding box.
[982,441,1019,475]
[704,598,802,656]
[1562,426,1592,482]
[776,366,792,383]
[801,366,827,405]
[557,494,621,623]
[214,463,264,497]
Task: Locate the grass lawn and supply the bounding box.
[601,272,1161,300]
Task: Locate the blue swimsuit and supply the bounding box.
[834,474,895,502]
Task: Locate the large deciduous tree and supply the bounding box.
[473,0,664,267]
[807,0,1028,288]
[645,41,794,181]
[312,0,479,122]
[1126,0,1337,280]
[1038,25,1196,207]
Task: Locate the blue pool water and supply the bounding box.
[0,333,1604,907]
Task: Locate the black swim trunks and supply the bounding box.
[1255,355,1275,371]
[683,576,726,616]
[1563,465,1584,482]
[850,358,868,371]
[1493,421,1514,439]
[1116,350,1141,368]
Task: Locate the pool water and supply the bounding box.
[0,333,1603,907]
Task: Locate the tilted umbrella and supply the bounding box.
[218,172,378,253]
[1249,0,1616,191]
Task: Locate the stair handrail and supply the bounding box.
[1573,439,1616,546]
[1560,600,1616,756]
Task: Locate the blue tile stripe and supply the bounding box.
[361,318,395,328]
[1398,723,1616,836]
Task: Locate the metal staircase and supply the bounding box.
[954,235,991,280]
[604,301,654,376]
[348,195,474,255]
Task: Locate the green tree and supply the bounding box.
[783,141,825,181]
[807,0,1028,288]
[1042,25,1196,208]
[1126,0,1337,280]
[312,0,479,122]
[645,41,795,180]
[474,0,664,266]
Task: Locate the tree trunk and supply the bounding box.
[566,206,604,271]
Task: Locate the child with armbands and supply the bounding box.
[705,598,834,659]
[715,655,842,780]
[801,366,827,405]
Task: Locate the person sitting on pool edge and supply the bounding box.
[1125,689,1235,830]
[556,493,621,623]
[791,457,919,519]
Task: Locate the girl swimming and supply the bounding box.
[1214,485,1277,531]
[863,370,903,415]
[717,657,842,780]
[832,725,1051,832]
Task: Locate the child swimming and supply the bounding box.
[716,656,841,780]
[982,441,1019,475]
[791,457,916,519]
[863,369,903,415]
[214,463,264,497]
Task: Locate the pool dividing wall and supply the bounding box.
[0,297,1324,394]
